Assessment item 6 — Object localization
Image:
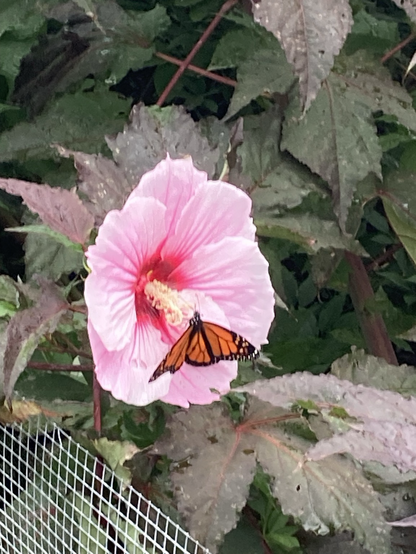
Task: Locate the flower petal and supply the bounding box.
[127,156,207,236]
[86,155,275,409]
[89,322,171,405]
[133,317,167,368]
[161,360,238,408]
[171,237,275,346]
[85,197,167,351]
[162,180,256,262]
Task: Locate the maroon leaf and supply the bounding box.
[57,104,222,224]
[253,0,353,111]
[106,104,220,182]
[3,280,68,400]
[56,146,132,226]
[0,178,94,245]
[153,404,257,552]
[307,419,416,474]
[153,398,389,554]
[240,372,416,511]
[237,372,416,425]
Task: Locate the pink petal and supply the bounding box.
[85,197,167,351]
[162,180,256,262]
[133,318,167,368]
[161,360,238,408]
[127,156,207,236]
[86,155,275,409]
[89,322,171,406]
[171,237,275,346]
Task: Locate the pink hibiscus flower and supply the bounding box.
[84,156,274,407]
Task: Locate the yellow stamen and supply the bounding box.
[144,280,191,325]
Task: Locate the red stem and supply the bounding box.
[345,251,398,365]
[155,51,237,87]
[156,0,238,106]
[381,33,416,64]
[68,304,87,314]
[93,369,102,434]
[366,244,402,272]
[27,362,94,371]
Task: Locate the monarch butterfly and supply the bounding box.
[149,311,259,382]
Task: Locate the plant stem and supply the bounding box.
[345,251,398,365]
[156,0,238,106]
[93,369,102,434]
[27,362,94,371]
[155,52,237,87]
[366,244,402,272]
[381,33,416,64]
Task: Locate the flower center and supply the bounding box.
[144,279,190,326]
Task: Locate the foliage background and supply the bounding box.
[1,0,416,552]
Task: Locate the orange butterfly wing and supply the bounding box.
[149,312,259,382]
[149,325,194,382]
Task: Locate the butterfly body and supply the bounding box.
[149,311,259,382]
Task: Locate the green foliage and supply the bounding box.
[216,470,304,554]
[0,85,130,160]
[247,472,302,553]
[120,405,166,448]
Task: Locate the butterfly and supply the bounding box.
[149,311,259,382]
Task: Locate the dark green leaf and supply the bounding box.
[266,336,348,374]
[121,410,165,449]
[318,294,346,333]
[210,26,274,71]
[7,225,85,251]
[282,74,382,232]
[256,213,364,253]
[0,39,39,92]
[311,249,344,289]
[335,51,416,133]
[0,275,20,308]
[226,47,294,119]
[219,517,264,554]
[383,196,416,266]
[345,9,399,55]
[237,107,321,214]
[16,369,91,402]
[24,232,84,281]
[0,86,129,161]
[11,2,170,114]
[0,0,45,39]
[382,170,416,215]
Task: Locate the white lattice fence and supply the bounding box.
[0,421,210,554]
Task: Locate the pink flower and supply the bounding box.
[85,156,274,407]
